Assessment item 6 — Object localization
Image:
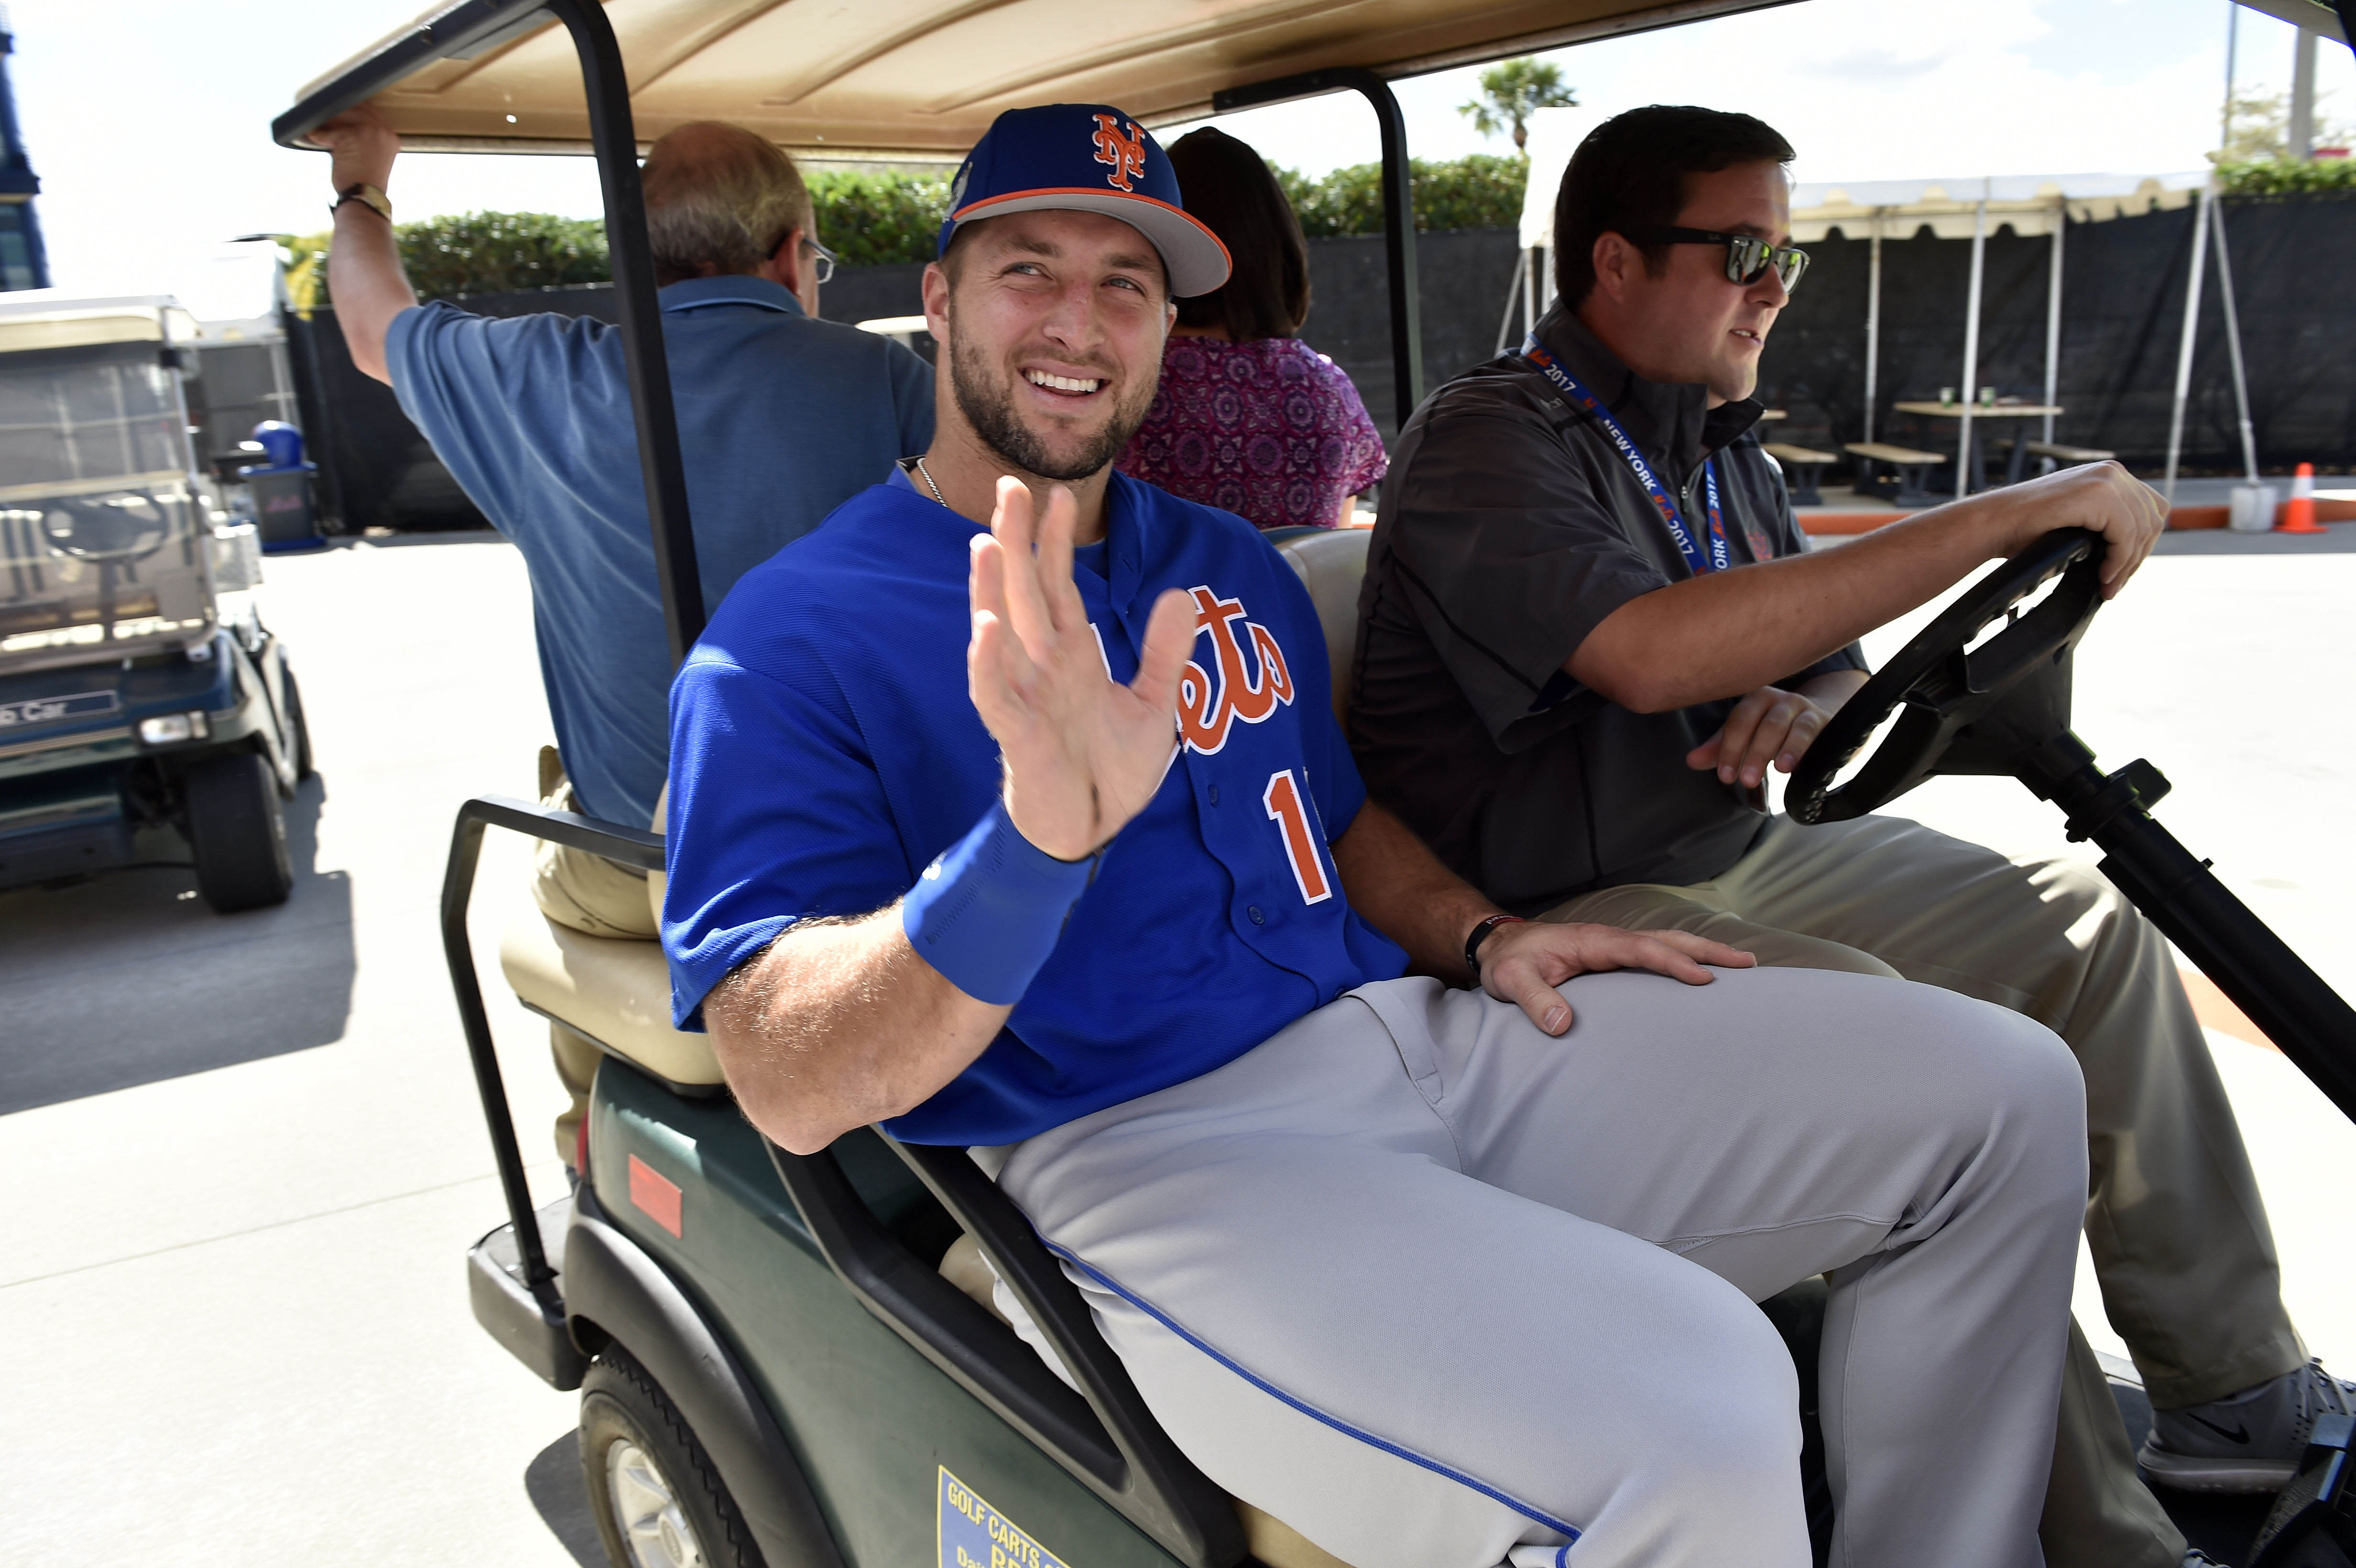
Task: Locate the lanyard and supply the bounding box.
[1521,334,1728,576]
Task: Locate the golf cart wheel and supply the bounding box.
[182,751,293,913]
[580,1347,764,1568]
[284,668,315,782]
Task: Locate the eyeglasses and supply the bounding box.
[801,235,839,286]
[1632,228,1809,294]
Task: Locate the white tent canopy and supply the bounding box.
[1787,171,2208,240]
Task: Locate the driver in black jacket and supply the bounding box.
[1353,104,2349,1568]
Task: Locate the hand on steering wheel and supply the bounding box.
[1687,678,1860,792]
[1991,462,2167,600]
[1787,529,2107,825]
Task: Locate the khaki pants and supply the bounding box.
[531,747,660,1166]
[1545,811,2307,1567]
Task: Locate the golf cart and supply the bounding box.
[274,1,2356,1564]
[0,293,309,913]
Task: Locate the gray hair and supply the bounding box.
[642,122,814,284]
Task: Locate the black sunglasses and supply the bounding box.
[1632,228,1809,293]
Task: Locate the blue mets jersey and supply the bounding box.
[662,468,1407,1146]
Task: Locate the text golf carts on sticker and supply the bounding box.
[939,1467,1070,1568]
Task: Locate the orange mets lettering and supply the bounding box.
[1091,114,1148,193]
[1177,587,1294,755]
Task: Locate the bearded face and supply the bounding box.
[936,210,1173,484]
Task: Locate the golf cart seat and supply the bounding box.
[1264,525,1373,722]
[499,915,725,1093]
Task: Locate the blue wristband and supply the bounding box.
[902,800,1098,1005]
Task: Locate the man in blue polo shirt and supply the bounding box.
[663,104,2091,1568]
[308,106,932,1163]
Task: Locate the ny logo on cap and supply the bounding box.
[1091,114,1147,194]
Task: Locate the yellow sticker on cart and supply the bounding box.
[939,1466,1070,1568]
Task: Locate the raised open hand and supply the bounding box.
[969,478,1196,861]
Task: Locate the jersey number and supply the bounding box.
[1262,769,1332,905]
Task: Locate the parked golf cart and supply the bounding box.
[0,293,309,913]
[276,1,2356,1564]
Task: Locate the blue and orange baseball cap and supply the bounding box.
[937,104,1232,298]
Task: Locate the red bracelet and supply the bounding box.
[1465,914,1527,979]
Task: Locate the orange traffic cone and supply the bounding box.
[2278,462,2326,533]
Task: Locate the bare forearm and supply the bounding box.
[1331,801,1493,984]
[1798,666,1870,706]
[325,206,416,385]
[1571,500,2022,712]
[703,911,1010,1154]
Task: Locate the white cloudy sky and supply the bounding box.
[13,0,2351,304]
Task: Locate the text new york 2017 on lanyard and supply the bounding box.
[1523,334,1729,577]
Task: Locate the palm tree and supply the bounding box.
[1459,58,1578,152]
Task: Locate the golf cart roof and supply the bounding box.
[282,0,1798,160]
[0,295,197,356]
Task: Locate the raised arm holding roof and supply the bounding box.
[306,103,831,385]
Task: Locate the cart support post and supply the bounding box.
[1213,67,1424,430]
[438,795,669,1288]
[543,0,705,664]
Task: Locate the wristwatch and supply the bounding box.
[332,182,393,222]
[1464,913,1527,979]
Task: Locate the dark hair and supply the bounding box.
[1166,129,1310,340]
[1552,106,1794,308]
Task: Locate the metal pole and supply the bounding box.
[1494,251,1525,354]
[2208,196,2262,483]
[1363,76,1425,430]
[1863,212,1882,444]
[2222,2,2240,152]
[1955,197,1986,499]
[2041,201,2064,464]
[1522,247,1537,338]
[2291,25,2319,159]
[547,0,705,665]
[2163,186,2214,506]
[1212,68,1423,432]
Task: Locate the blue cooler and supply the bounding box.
[239,420,324,553]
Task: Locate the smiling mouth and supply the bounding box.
[1025,369,1105,397]
[1731,328,1764,345]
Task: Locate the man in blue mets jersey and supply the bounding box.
[660,103,2089,1568]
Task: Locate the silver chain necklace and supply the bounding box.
[913,455,948,508]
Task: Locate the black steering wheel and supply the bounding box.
[1786,528,2108,825]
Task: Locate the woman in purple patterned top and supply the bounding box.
[1118,129,1388,530]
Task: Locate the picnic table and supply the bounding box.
[1892,400,2063,490]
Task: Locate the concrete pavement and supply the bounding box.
[1,525,2350,1564]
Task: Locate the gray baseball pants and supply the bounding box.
[994,968,2088,1568]
[1547,811,2308,1566]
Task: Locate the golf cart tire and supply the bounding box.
[183,751,293,913]
[566,1189,846,1568]
[284,668,315,782]
[582,1345,766,1568]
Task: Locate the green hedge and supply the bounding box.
[1276,153,1529,237]
[282,153,1533,304]
[2216,157,2356,195]
[806,169,954,266]
[281,211,609,311]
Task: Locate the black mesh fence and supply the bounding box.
[1757,191,2356,477]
